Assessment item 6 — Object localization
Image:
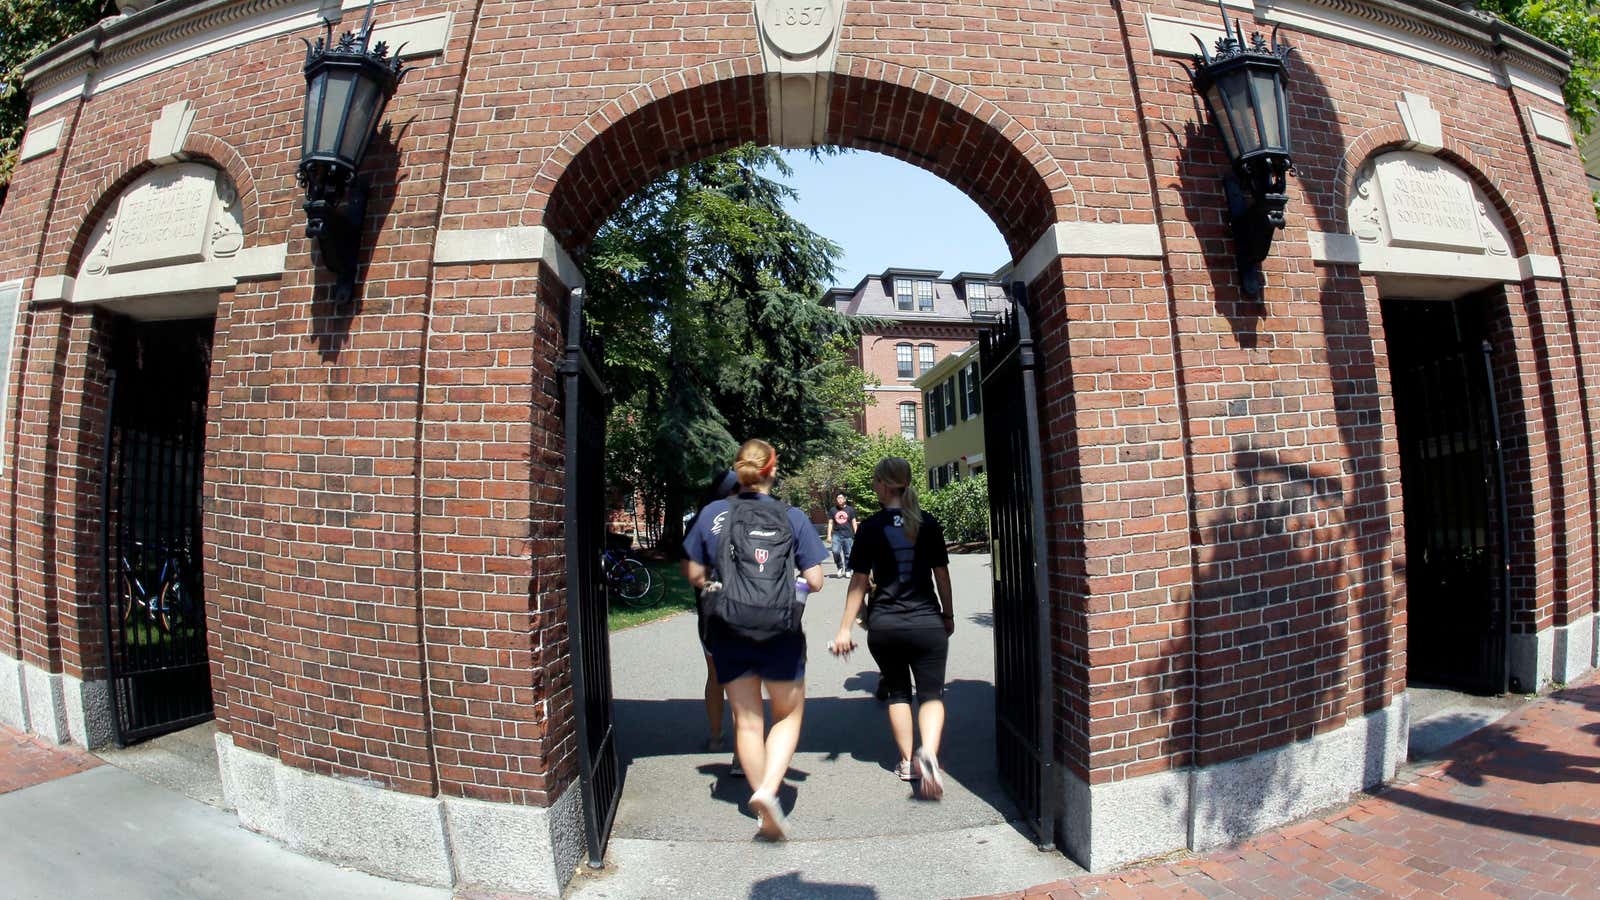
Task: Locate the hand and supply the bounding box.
[828,629,855,657]
[942,614,955,637]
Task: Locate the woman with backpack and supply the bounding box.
[682,439,827,840]
[680,468,741,763]
[827,456,955,801]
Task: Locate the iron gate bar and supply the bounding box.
[978,283,1057,851]
[1480,339,1512,696]
[1383,298,1506,696]
[101,319,215,745]
[561,287,623,868]
[98,368,124,747]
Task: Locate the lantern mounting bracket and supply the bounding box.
[300,166,369,304]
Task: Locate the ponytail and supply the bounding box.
[872,456,922,541]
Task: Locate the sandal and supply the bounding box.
[749,790,789,841]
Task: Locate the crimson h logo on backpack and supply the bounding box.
[712,497,799,640]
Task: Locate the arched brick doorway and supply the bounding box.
[534,67,1071,867]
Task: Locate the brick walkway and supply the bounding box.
[982,671,1600,899]
[0,726,100,795]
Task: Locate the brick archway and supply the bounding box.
[534,61,1064,258]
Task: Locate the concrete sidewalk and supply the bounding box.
[0,737,446,900]
[581,551,1082,899]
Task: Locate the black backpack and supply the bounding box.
[709,497,800,641]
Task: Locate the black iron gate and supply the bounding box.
[562,289,622,867]
[1383,296,1510,695]
[100,318,215,744]
[979,284,1056,850]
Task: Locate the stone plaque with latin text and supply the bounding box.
[108,163,218,272]
[1373,152,1483,253]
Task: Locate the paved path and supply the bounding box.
[975,670,1600,900]
[579,552,1085,898]
[1,726,100,794]
[1,585,1595,899]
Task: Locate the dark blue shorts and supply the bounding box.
[706,631,806,684]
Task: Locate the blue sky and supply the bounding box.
[777,149,1009,290]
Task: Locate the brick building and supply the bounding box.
[1,0,1598,893]
[822,268,1008,438]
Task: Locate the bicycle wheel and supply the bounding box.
[610,559,655,608]
[159,577,192,634]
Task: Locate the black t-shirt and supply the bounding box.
[829,504,858,538]
[848,509,949,630]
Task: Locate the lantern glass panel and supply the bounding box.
[1221,69,1260,155]
[339,74,385,162]
[316,68,358,159]
[1251,69,1284,152]
[1205,84,1240,159]
[303,72,325,158]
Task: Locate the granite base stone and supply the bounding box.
[21,662,67,744]
[63,675,115,750]
[1510,629,1556,693]
[216,734,584,896]
[1553,611,1595,685]
[1059,697,1409,871]
[3,659,116,748]
[0,658,25,732]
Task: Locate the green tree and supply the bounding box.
[1478,1,1600,133]
[584,144,871,544]
[0,1,112,206]
[838,433,926,517]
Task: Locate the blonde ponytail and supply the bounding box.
[733,438,778,489]
[873,457,922,541]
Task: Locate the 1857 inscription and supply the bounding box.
[108,164,218,272]
[761,0,838,57]
[1374,152,1483,252]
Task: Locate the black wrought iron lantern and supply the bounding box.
[298,1,406,302]
[1187,6,1293,299]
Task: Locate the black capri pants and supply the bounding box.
[867,626,949,703]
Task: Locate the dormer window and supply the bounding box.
[915,279,934,311]
[968,281,989,312]
[895,279,914,311]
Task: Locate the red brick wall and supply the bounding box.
[0,0,1592,814]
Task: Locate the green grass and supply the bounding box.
[607,559,698,632]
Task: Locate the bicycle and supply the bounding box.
[600,547,661,609]
[119,539,197,635]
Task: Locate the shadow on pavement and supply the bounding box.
[1379,680,1600,847]
[749,871,879,899]
[614,678,1019,819]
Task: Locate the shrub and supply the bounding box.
[923,473,989,544]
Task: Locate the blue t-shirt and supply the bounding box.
[683,492,828,574]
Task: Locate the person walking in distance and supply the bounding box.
[825,492,858,578]
[827,456,955,801]
[680,468,742,767]
[683,439,827,839]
